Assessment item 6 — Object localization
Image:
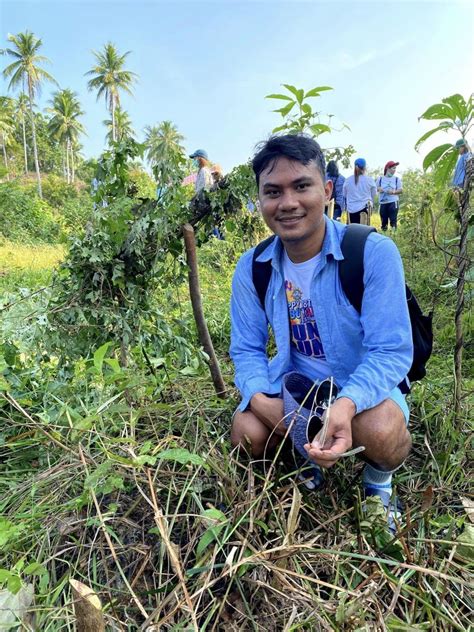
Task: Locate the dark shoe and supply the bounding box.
[364,487,403,534]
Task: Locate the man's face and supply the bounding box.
[459,145,466,155]
[258,157,331,249]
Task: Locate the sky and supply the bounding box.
[1,0,473,176]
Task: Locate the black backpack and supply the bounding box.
[251,224,433,391]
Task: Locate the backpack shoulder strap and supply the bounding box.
[339,224,376,313]
[252,235,276,309]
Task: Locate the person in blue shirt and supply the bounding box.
[230,134,413,530]
[342,158,377,224]
[376,161,403,230]
[452,139,472,188]
[325,160,345,220]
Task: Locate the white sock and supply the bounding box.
[363,464,393,493]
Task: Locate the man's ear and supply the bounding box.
[325,179,333,200]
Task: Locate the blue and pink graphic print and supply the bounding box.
[285,280,325,358]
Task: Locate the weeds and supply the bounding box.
[0,212,472,630]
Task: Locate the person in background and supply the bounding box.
[326,160,345,220]
[189,149,214,193]
[377,161,403,231]
[342,158,376,224]
[452,139,472,188]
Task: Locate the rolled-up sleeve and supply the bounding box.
[230,251,274,410]
[337,236,413,412]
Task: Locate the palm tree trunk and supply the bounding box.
[65,140,70,183]
[22,116,28,174]
[112,97,116,143]
[71,144,75,183]
[2,136,9,180]
[28,82,42,198]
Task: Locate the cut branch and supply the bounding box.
[182,223,227,398]
[70,579,105,632]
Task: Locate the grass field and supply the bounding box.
[0,224,472,631]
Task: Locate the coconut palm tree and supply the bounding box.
[15,93,30,174]
[103,106,134,145]
[144,121,185,184]
[0,96,15,179]
[3,31,57,197]
[86,42,137,144]
[47,89,85,183]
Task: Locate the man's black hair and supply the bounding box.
[252,133,326,185]
[326,160,339,178]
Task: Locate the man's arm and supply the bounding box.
[230,251,276,411]
[337,235,413,414]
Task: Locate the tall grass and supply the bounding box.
[0,214,472,630]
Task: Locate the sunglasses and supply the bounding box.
[291,376,366,458]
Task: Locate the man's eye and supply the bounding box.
[266,190,279,196]
[296,183,310,190]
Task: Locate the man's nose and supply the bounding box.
[278,189,298,211]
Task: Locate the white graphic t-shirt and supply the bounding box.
[283,250,332,382]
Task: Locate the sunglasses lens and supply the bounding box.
[307,414,323,444]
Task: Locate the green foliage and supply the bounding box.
[129,167,156,199]
[0,181,59,242]
[416,92,473,188]
[266,83,355,167]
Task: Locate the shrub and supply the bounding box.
[0,181,60,242]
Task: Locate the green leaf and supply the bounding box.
[271,124,288,133]
[23,562,48,577]
[156,448,205,467]
[304,86,333,98]
[442,93,470,124]
[93,342,111,373]
[414,123,453,151]
[265,93,293,101]
[301,103,312,115]
[419,102,455,121]
[422,143,453,170]
[282,84,300,98]
[310,123,331,136]
[274,101,295,117]
[431,148,458,188]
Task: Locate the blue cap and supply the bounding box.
[189,149,208,159]
[355,158,366,169]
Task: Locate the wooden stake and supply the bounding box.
[70,579,105,632]
[182,223,227,398]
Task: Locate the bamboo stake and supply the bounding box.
[182,223,227,398]
[70,579,105,632]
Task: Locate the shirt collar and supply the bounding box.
[255,216,344,270]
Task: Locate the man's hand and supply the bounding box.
[305,397,356,468]
[250,393,286,437]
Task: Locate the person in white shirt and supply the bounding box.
[376,161,403,230]
[342,158,377,224]
[189,149,214,193]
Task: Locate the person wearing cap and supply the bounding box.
[342,158,377,224]
[452,139,472,188]
[189,149,214,193]
[377,162,403,231]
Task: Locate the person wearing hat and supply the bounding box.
[189,149,214,193]
[376,161,403,231]
[452,139,472,188]
[342,158,377,224]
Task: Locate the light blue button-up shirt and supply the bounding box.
[230,217,413,414]
[452,152,471,187]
